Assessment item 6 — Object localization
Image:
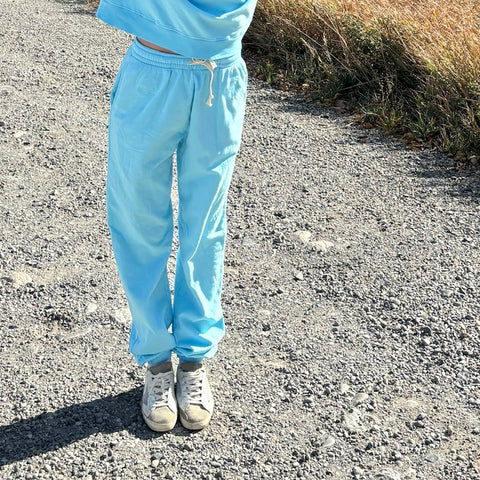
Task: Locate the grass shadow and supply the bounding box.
[249,78,480,203]
[412,153,480,202]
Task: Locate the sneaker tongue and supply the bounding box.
[180,362,203,372]
[149,361,172,375]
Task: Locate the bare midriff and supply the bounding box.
[137,38,178,55]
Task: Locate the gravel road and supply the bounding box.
[1,1,480,479]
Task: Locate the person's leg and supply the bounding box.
[173,56,248,429]
[107,42,193,367]
[173,56,248,362]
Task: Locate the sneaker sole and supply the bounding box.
[142,412,177,432]
[179,412,212,430]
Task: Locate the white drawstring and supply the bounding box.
[189,59,218,107]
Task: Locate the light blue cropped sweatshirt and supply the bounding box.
[96,0,258,60]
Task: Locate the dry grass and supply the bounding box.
[246,0,480,159]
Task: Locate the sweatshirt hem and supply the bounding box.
[97,0,249,60]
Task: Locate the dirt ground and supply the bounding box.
[1,1,479,479]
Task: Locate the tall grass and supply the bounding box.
[246,0,480,160]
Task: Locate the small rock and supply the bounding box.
[320,436,336,449]
[459,330,469,340]
[470,154,479,166]
[10,271,33,287]
[425,454,440,463]
[424,436,434,445]
[292,230,312,245]
[110,307,132,325]
[375,468,401,480]
[241,236,255,247]
[85,302,98,315]
[62,327,92,341]
[420,326,432,336]
[294,271,304,281]
[258,309,271,319]
[340,383,350,394]
[440,289,454,298]
[151,459,160,468]
[403,468,417,479]
[312,239,334,253]
[391,450,402,460]
[390,298,401,307]
[352,466,364,476]
[352,392,369,405]
[420,338,431,347]
[343,409,363,433]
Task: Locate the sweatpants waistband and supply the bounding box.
[130,38,242,69]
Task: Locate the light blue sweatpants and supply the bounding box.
[107,39,248,366]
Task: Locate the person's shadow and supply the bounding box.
[0,387,190,466]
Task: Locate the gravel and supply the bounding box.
[1,1,480,479]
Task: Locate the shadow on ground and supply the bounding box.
[53,0,96,16]
[273,92,480,203]
[0,387,191,466]
[413,159,480,202]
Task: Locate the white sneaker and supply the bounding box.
[141,362,177,432]
[176,363,214,430]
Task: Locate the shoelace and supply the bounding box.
[189,59,218,107]
[148,371,173,408]
[180,368,204,404]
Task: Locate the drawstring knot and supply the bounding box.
[189,59,217,107]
